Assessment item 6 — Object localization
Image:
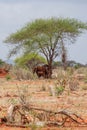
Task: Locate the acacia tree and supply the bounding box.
[4,17,87,77]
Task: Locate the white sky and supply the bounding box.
[0,0,87,64]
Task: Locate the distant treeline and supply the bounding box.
[0,58,87,69]
[53,60,87,68]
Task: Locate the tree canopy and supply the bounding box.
[15,53,47,69]
[4,17,87,76]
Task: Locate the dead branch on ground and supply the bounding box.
[0,104,87,128]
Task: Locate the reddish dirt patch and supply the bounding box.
[0,68,8,78]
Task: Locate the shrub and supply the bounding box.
[55,86,65,96]
[82,85,87,90]
[5,75,11,81]
[10,66,36,80]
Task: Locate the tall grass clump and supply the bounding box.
[10,66,37,80]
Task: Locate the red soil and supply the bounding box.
[0,68,8,78]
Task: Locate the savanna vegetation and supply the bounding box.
[0,17,87,130]
[4,17,87,77]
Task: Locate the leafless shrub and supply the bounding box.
[16,84,30,106]
[68,78,79,91]
[52,67,68,79]
[10,66,36,80]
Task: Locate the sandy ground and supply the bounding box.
[0,76,87,130]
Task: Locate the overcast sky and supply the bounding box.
[0,0,87,64]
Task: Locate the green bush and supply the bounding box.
[5,75,11,81]
[55,86,64,96]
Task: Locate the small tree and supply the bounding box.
[4,17,87,77]
[15,53,47,69]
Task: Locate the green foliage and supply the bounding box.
[55,86,65,96]
[53,61,62,67]
[4,17,87,75]
[5,74,11,81]
[0,59,5,67]
[15,53,46,68]
[74,63,81,69]
[5,17,87,45]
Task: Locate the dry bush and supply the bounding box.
[52,67,68,79]
[82,85,87,90]
[16,84,30,106]
[54,78,67,96]
[74,67,87,74]
[10,66,37,80]
[52,67,81,92]
[68,78,79,91]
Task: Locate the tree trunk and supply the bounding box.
[62,52,67,70]
[48,61,52,78]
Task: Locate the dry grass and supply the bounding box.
[0,67,87,130]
